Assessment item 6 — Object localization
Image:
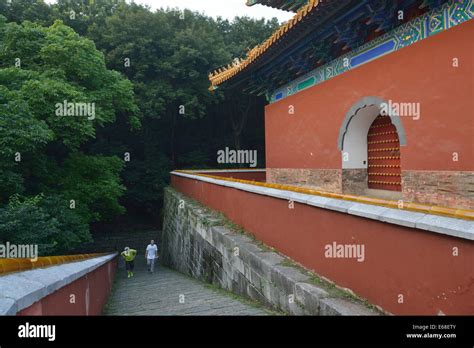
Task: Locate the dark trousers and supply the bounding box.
[125,260,134,271]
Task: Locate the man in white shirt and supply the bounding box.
[145,239,158,274]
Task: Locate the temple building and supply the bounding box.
[210,0,473,209]
[168,0,473,315]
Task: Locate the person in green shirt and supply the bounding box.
[121,247,137,278]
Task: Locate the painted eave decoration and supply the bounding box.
[208,0,456,94]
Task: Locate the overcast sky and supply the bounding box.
[134,0,293,22]
[45,0,294,22]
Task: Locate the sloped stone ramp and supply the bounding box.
[104,259,269,316]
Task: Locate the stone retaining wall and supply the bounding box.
[161,187,379,316]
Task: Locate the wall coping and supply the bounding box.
[172,171,474,241]
[0,253,109,276]
[0,253,117,315]
[180,169,266,173]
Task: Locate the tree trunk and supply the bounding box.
[229,93,253,151]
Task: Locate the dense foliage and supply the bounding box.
[0,0,279,253]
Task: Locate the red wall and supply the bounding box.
[265,20,474,172]
[17,257,117,316]
[202,171,266,182]
[172,175,474,315]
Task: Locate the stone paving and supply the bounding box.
[104,258,269,316]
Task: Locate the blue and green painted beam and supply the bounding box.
[270,0,473,103]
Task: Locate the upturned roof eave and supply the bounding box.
[209,0,322,90]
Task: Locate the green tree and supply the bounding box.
[0,16,138,253]
[0,0,53,26]
[1,1,282,239]
[0,194,92,255]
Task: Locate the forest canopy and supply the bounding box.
[0,0,279,254]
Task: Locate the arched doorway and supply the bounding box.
[338,96,406,195]
[367,115,401,191]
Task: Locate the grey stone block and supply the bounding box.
[324,198,355,213]
[0,275,46,311]
[295,282,329,298]
[380,209,425,228]
[295,282,329,315]
[284,192,309,204]
[17,266,72,295]
[0,298,17,315]
[348,203,390,221]
[246,283,273,308]
[257,252,285,266]
[270,285,287,310]
[226,233,254,246]
[241,184,268,194]
[262,188,293,201]
[305,195,331,208]
[247,269,263,290]
[319,297,379,316]
[199,177,217,185]
[211,226,232,235]
[249,252,285,280]
[271,266,309,295]
[416,214,474,240]
[249,187,278,196]
[274,265,309,284]
[213,179,230,187]
[245,243,266,256]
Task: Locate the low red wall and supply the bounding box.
[17,257,117,316]
[200,171,266,182]
[172,175,474,315]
